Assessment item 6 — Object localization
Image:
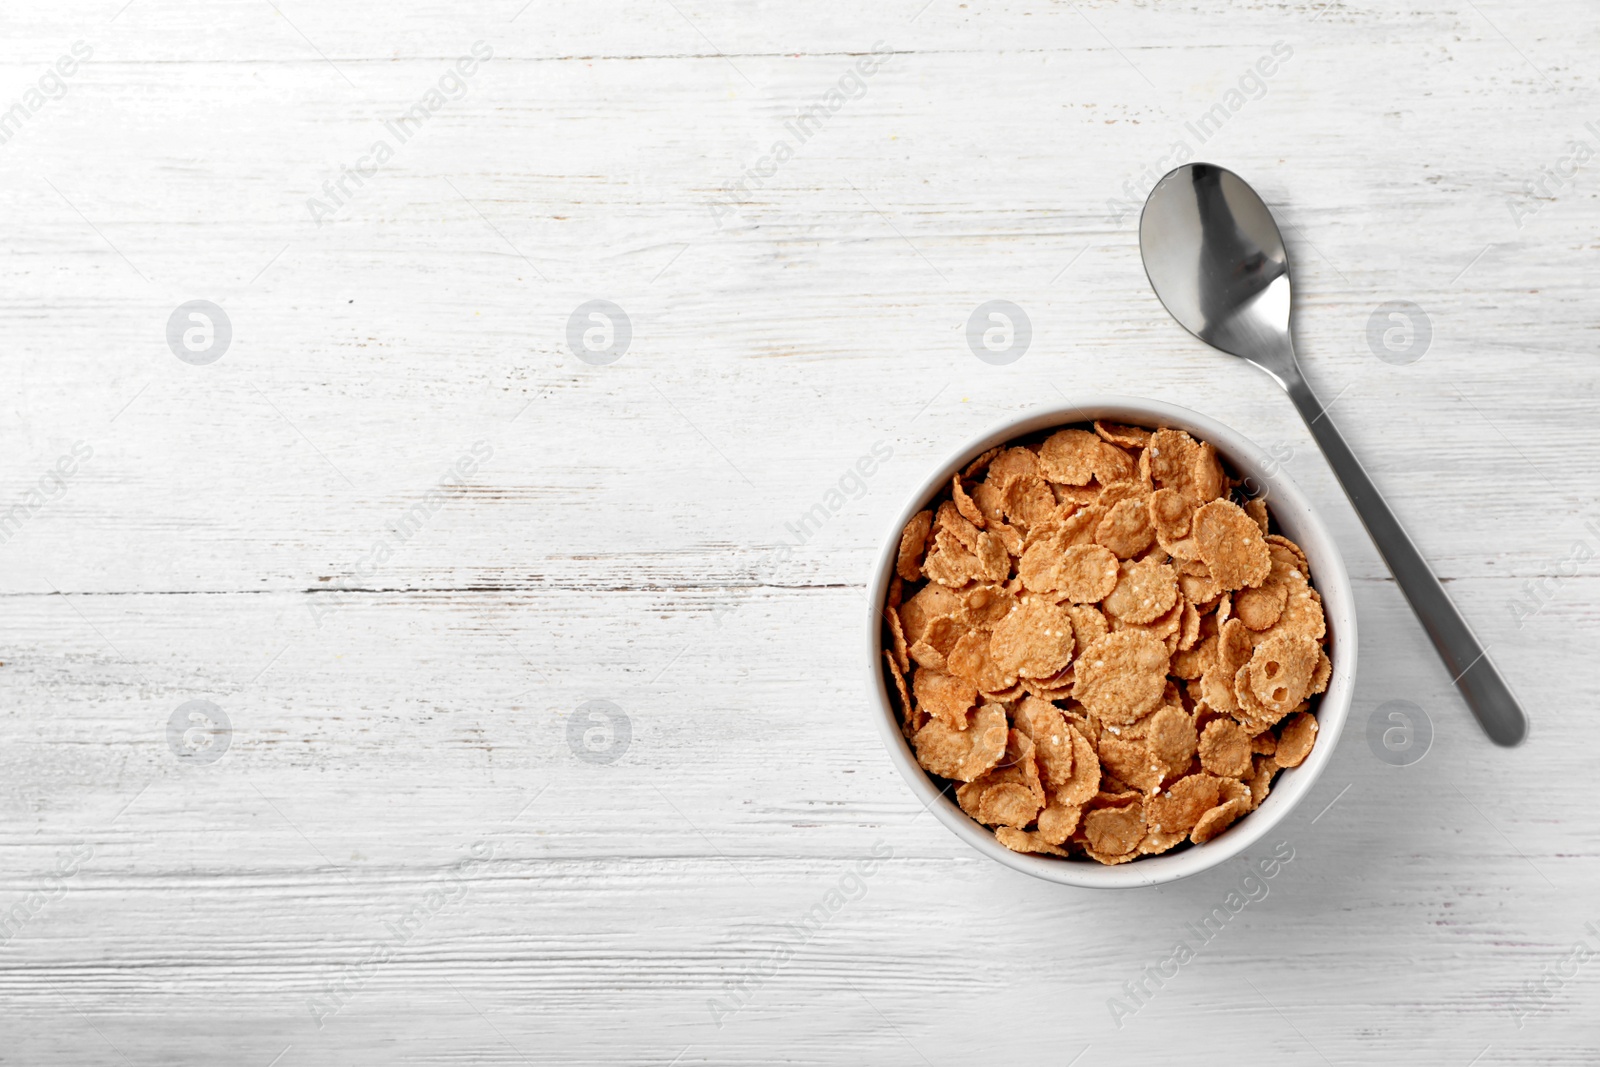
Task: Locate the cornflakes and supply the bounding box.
[882,419,1330,864]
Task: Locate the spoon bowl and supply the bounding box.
[1139,164,1296,385]
[1140,163,1527,747]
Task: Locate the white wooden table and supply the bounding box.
[3,1,1597,1062]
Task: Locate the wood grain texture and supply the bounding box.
[2,0,1598,1062]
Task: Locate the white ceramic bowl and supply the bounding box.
[865,397,1356,888]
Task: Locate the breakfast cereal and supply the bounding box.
[881,421,1331,864]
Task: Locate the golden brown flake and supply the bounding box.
[1102,558,1180,625]
[990,598,1077,680]
[884,650,920,737]
[1192,499,1272,591]
[1190,795,1250,844]
[1036,797,1084,845]
[1095,420,1152,448]
[1146,704,1198,780]
[897,509,933,581]
[885,604,910,673]
[1072,630,1169,724]
[1234,581,1288,631]
[1083,798,1146,858]
[952,472,986,528]
[1197,718,1253,778]
[1095,494,1156,559]
[900,583,964,645]
[912,703,1008,781]
[1057,727,1101,806]
[912,667,977,731]
[1274,711,1318,768]
[1245,633,1321,717]
[1147,773,1222,835]
[996,826,1070,856]
[1038,429,1102,485]
[1014,696,1075,788]
[1243,497,1270,537]
[1054,544,1120,602]
[985,447,1042,489]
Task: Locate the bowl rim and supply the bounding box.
[864,395,1357,888]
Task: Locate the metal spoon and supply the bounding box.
[1139,162,1527,747]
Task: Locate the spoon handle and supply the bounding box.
[1281,373,1528,746]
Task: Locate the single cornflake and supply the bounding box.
[985,447,1042,490]
[1309,648,1332,696]
[974,531,1011,582]
[911,667,977,731]
[1197,718,1252,778]
[1217,618,1257,682]
[1147,773,1222,835]
[1234,581,1288,631]
[952,472,986,528]
[1083,798,1146,858]
[1146,704,1197,780]
[1274,711,1318,768]
[1098,733,1163,792]
[996,826,1069,856]
[1095,421,1152,448]
[899,583,964,645]
[1072,630,1169,724]
[962,584,1016,628]
[1190,794,1250,844]
[1147,429,1200,494]
[1038,429,1102,485]
[1095,494,1156,559]
[1102,558,1179,625]
[1176,597,1202,652]
[1014,696,1076,787]
[897,510,933,581]
[885,602,910,672]
[1054,544,1121,603]
[990,598,1076,680]
[1057,727,1101,806]
[1198,663,1239,716]
[1115,596,1183,644]
[1243,497,1270,537]
[1002,476,1059,530]
[971,480,1008,526]
[1245,633,1320,716]
[1190,442,1225,503]
[884,651,920,737]
[912,702,1008,781]
[1138,826,1189,856]
[1036,797,1084,846]
[964,446,1003,481]
[1192,499,1271,591]
[1149,487,1195,543]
